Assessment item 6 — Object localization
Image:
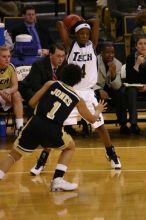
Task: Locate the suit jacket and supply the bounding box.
[11,21,54,49]
[19,56,66,101]
[94,54,122,91]
[126,53,146,84]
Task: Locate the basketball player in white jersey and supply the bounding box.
[30,17,121,176]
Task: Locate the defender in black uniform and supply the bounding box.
[0,64,106,191]
[18,81,80,151]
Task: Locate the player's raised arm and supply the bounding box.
[87,16,100,49]
[57,14,83,53]
[56,20,71,52]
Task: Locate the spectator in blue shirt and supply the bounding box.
[11,5,54,56]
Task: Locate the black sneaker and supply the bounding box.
[106,146,122,169]
[30,150,49,176]
[82,121,91,137]
[120,125,131,135]
[130,124,142,135]
[79,119,91,137]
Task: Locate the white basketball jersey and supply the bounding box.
[67,41,98,90]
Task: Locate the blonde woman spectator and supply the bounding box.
[0,46,23,135]
[125,34,146,135]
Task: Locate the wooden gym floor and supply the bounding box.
[0,122,146,220]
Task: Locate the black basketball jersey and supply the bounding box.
[35,81,80,126]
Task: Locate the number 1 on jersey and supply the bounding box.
[47,101,61,119]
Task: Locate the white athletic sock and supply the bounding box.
[56,164,67,172]
[0,170,5,180]
[15,118,23,129]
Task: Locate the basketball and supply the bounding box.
[63,14,82,32]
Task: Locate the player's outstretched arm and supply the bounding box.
[76,98,107,124]
[87,16,100,49]
[56,21,71,52]
[28,81,54,108]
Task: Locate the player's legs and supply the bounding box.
[0,123,40,180]
[50,136,78,191]
[0,148,22,179]
[81,89,121,169]
[96,125,121,169]
[30,149,51,176]
[30,109,79,176]
[30,125,78,191]
[96,124,111,146]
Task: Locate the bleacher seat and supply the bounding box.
[3,17,24,32]
[124,15,136,56]
[124,16,136,35]
[16,65,31,81]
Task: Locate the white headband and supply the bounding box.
[75,23,91,33]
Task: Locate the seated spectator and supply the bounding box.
[94,42,129,134]
[0,46,24,135]
[108,0,146,36]
[19,43,66,116]
[11,5,54,57]
[131,9,146,50]
[125,34,146,135]
[0,23,13,50]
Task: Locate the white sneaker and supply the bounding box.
[111,157,121,169]
[0,170,5,180]
[15,126,23,137]
[50,177,78,192]
[106,154,122,169]
[30,150,49,176]
[30,164,44,176]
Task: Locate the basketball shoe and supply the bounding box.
[106,146,121,169]
[30,150,49,176]
[0,170,5,180]
[15,126,23,137]
[50,177,78,192]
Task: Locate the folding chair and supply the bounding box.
[124,15,136,56]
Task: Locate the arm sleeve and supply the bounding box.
[126,54,140,83]
[110,60,122,89]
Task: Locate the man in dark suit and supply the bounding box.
[11,5,54,56]
[19,43,66,104]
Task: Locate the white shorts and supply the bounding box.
[64,89,104,128]
[0,96,11,111]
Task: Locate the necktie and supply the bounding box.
[28,26,37,43]
[28,26,41,49]
[52,68,57,80]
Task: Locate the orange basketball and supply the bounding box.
[63,14,82,31]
